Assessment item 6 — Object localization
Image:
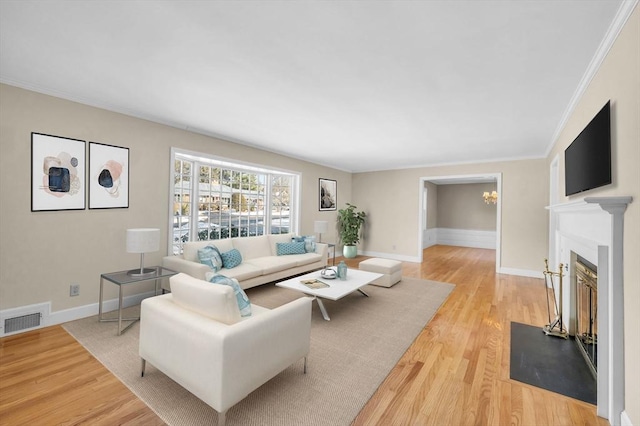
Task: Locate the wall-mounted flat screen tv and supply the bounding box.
[564,101,611,196]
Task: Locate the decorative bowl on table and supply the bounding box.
[320,267,337,280]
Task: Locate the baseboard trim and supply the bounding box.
[359,250,421,263]
[362,246,541,280]
[499,267,543,279]
[621,410,634,426]
[2,290,156,336]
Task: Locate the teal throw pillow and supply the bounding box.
[291,236,305,243]
[276,241,306,256]
[197,245,223,272]
[220,248,243,269]
[303,236,316,253]
[208,274,251,317]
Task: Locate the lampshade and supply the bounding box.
[314,221,329,234]
[126,228,160,253]
[126,228,160,277]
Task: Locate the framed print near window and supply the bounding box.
[319,178,337,211]
[31,132,86,211]
[89,142,129,209]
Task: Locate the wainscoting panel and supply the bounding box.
[423,228,438,248]
[436,228,496,249]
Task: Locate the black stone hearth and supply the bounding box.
[510,322,596,404]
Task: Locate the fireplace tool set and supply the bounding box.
[542,258,569,339]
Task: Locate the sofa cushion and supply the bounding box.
[248,256,298,274]
[217,262,263,282]
[276,241,306,256]
[169,273,241,325]
[197,245,223,271]
[232,235,272,260]
[206,274,251,317]
[293,252,323,266]
[220,248,243,268]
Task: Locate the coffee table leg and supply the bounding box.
[315,298,331,321]
[358,289,369,297]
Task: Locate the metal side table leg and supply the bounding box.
[118,285,123,335]
[116,285,139,336]
[98,277,105,320]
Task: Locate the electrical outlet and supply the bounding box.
[70,284,80,297]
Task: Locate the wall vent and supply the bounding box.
[1,303,49,337]
[4,313,41,333]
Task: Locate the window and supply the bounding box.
[170,149,299,255]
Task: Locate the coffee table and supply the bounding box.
[276,269,383,321]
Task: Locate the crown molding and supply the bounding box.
[544,0,639,158]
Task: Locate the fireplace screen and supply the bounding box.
[575,258,597,376]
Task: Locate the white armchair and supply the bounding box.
[139,273,312,426]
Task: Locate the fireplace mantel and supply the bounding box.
[547,196,632,214]
[547,195,632,425]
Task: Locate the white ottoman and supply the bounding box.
[359,258,402,288]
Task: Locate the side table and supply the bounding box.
[99,266,177,335]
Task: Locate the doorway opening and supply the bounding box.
[419,173,502,273]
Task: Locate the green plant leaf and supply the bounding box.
[337,203,366,246]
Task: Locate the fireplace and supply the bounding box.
[575,256,597,377]
[547,196,631,424]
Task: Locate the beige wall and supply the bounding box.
[546,6,639,423]
[436,183,497,230]
[352,158,548,271]
[0,84,350,312]
[1,7,637,419]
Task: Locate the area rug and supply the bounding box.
[63,277,454,426]
[510,321,596,404]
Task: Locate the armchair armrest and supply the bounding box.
[220,296,312,398]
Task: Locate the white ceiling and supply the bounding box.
[0,1,631,172]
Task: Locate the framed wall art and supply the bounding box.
[31,132,86,211]
[89,142,129,209]
[319,178,337,211]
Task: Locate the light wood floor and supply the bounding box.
[0,246,606,425]
[350,245,606,426]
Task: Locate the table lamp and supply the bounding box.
[314,220,328,243]
[126,228,160,276]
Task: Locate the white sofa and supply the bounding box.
[162,233,327,290]
[139,273,312,426]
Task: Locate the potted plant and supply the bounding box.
[337,203,366,258]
